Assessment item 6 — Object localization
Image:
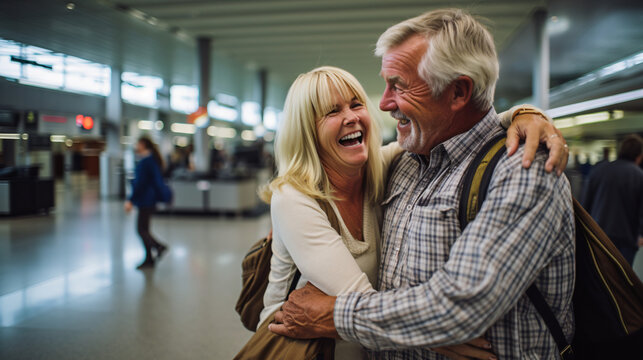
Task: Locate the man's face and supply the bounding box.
[379,34,453,156]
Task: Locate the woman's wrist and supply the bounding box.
[509,105,552,123]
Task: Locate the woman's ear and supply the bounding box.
[450,76,474,112]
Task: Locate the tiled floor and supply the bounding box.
[1,175,642,360]
[0,175,268,359]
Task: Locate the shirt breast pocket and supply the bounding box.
[381,189,403,208]
[405,206,460,284]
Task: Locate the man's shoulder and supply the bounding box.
[496,143,549,174]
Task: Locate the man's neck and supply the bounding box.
[420,105,490,157]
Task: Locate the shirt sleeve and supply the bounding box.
[129,160,150,202]
[499,104,552,129]
[271,186,374,296]
[334,149,574,349]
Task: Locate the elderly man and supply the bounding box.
[270,9,575,359]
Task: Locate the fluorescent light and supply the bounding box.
[547,88,643,118]
[171,123,196,134]
[207,126,236,138]
[241,130,257,141]
[50,135,67,142]
[575,111,610,125]
[612,110,624,120]
[0,133,20,140]
[173,136,189,147]
[138,120,154,130]
[553,110,624,129]
[553,117,575,129]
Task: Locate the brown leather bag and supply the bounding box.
[234,199,341,359]
[234,311,335,360]
[235,199,341,331]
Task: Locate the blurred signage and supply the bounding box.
[0,109,19,128]
[24,110,38,131]
[187,106,209,128]
[42,115,67,123]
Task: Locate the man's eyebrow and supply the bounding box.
[385,75,405,87]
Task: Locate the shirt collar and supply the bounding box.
[438,107,501,167]
[408,107,502,169]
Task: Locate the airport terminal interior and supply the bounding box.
[1,0,642,359]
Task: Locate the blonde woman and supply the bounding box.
[259,66,564,359]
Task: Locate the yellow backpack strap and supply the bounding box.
[458,134,507,231]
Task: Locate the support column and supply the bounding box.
[533,8,550,110]
[194,36,211,173]
[259,68,267,123]
[101,67,124,197]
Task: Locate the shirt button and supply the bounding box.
[406,205,412,211]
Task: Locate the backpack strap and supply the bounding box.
[286,199,341,300]
[458,133,574,360]
[458,133,508,230]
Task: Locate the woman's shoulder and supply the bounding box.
[271,183,318,211]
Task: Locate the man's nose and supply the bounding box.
[380,87,396,111]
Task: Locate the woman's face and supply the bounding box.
[135,141,146,156]
[316,89,371,175]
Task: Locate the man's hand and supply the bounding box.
[269,282,339,339]
[506,113,568,176]
[432,337,497,360]
[124,201,133,213]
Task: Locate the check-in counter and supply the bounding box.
[166,175,260,214]
[0,178,54,215]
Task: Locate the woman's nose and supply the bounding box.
[343,109,359,125]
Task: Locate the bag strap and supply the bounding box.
[458,133,574,360]
[525,287,574,359]
[286,199,341,301]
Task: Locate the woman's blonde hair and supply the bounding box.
[260,66,384,204]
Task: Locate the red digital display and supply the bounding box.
[75,114,94,130]
[83,116,94,130]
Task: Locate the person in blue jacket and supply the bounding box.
[124,137,169,269]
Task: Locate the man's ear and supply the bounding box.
[450,76,474,112]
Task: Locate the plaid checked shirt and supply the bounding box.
[334,108,575,359]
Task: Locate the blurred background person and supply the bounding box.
[124,137,169,269]
[583,134,643,264]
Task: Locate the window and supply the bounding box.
[121,72,163,108]
[170,85,198,114]
[0,39,22,79]
[0,37,111,96]
[241,101,261,126]
[263,107,282,130]
[21,45,64,88]
[65,56,110,96]
[207,100,238,122]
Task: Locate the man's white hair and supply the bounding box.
[375,9,499,110]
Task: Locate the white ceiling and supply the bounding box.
[107,0,545,96]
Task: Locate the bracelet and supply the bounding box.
[511,107,549,122]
